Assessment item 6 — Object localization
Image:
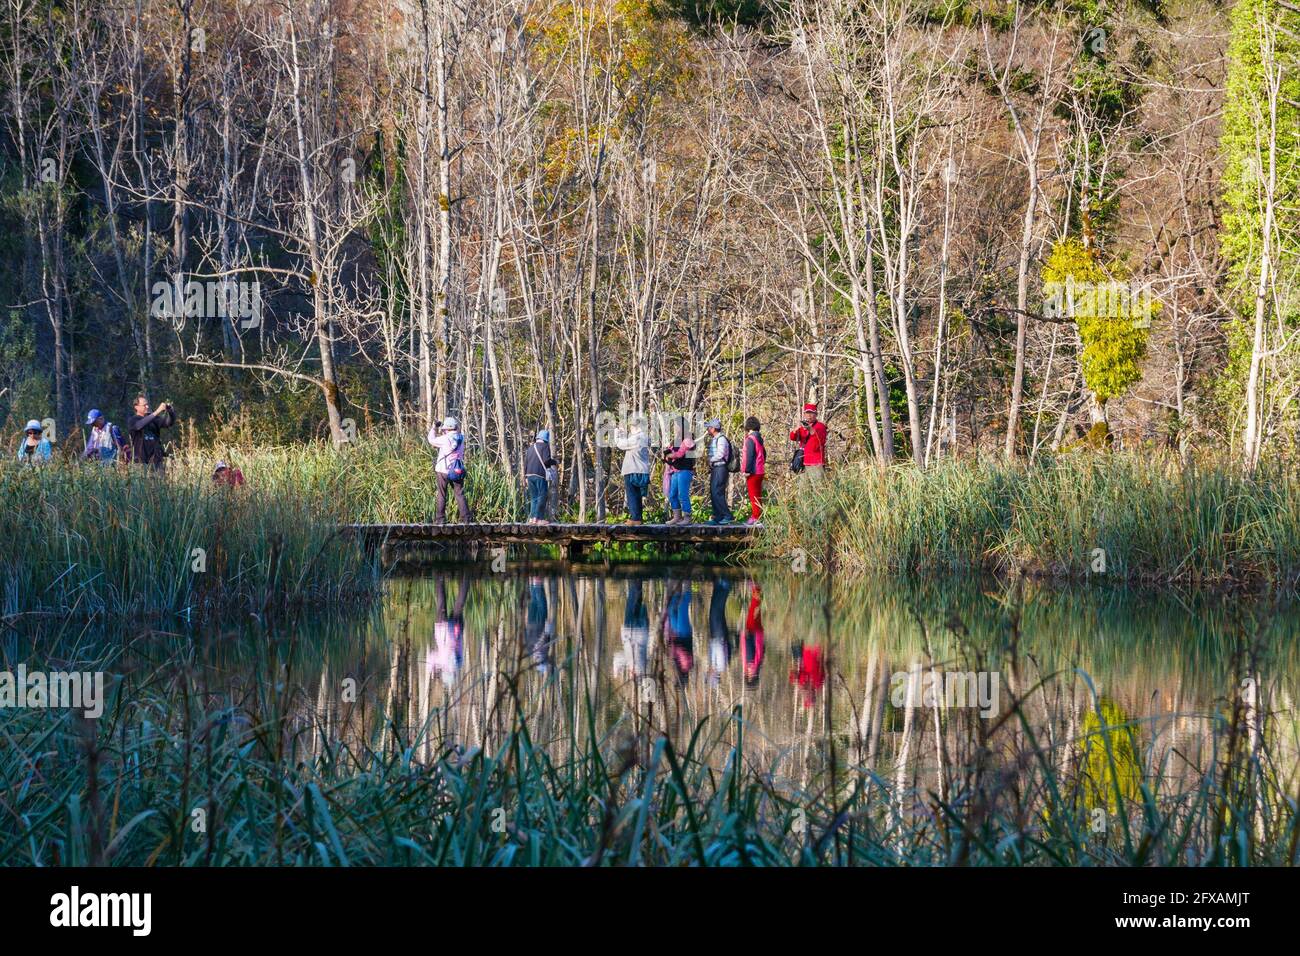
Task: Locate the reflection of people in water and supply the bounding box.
[429,573,468,687]
[707,577,733,685]
[663,580,694,683]
[741,584,765,688]
[524,577,555,673]
[789,640,825,708]
[614,579,651,678]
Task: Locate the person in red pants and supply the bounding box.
[740,416,766,524]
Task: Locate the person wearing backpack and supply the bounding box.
[789,402,828,479]
[705,418,735,525]
[741,417,766,525]
[524,428,557,525]
[83,409,128,464]
[427,416,472,523]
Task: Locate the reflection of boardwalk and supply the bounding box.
[342,521,756,560]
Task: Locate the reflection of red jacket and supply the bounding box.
[789,646,826,706]
[743,589,764,677]
[789,421,828,466]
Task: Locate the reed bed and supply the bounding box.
[0,464,375,619]
[0,437,526,618]
[759,453,1300,589]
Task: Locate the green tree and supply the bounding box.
[1043,237,1155,423]
[1217,0,1300,462]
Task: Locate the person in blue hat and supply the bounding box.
[82,409,127,464]
[16,420,52,464]
[523,428,558,524]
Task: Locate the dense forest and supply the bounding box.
[1,0,1295,514]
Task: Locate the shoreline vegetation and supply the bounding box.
[3,602,1294,867]
[6,440,1300,620]
[761,453,1300,591]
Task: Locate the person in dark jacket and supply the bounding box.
[740,417,766,524]
[524,429,558,524]
[127,396,177,472]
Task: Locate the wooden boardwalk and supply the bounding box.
[341,521,757,560]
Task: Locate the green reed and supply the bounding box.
[0,437,526,618]
[759,453,1300,588]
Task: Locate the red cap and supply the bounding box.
[803,403,817,413]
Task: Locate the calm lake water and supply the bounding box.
[12,564,1300,798]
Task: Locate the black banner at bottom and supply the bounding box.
[0,866,1278,943]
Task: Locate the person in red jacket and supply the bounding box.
[789,403,828,478]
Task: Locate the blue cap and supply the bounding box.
[85,409,103,425]
[536,429,551,443]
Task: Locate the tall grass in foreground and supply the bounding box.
[2,618,1295,866]
[760,454,1300,588]
[0,464,374,619]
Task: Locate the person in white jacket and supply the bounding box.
[427,416,472,523]
[615,416,651,524]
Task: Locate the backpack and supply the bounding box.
[441,434,466,483]
[724,435,740,473]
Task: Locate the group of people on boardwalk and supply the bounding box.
[426,401,829,527]
[14,392,826,525]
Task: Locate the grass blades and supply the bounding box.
[758,453,1300,589]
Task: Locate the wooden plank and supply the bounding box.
[339,521,757,548]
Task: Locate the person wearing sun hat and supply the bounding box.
[789,402,828,479]
[427,415,472,523]
[82,409,127,464]
[16,420,52,464]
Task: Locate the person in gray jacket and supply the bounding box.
[705,418,734,525]
[615,416,651,524]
